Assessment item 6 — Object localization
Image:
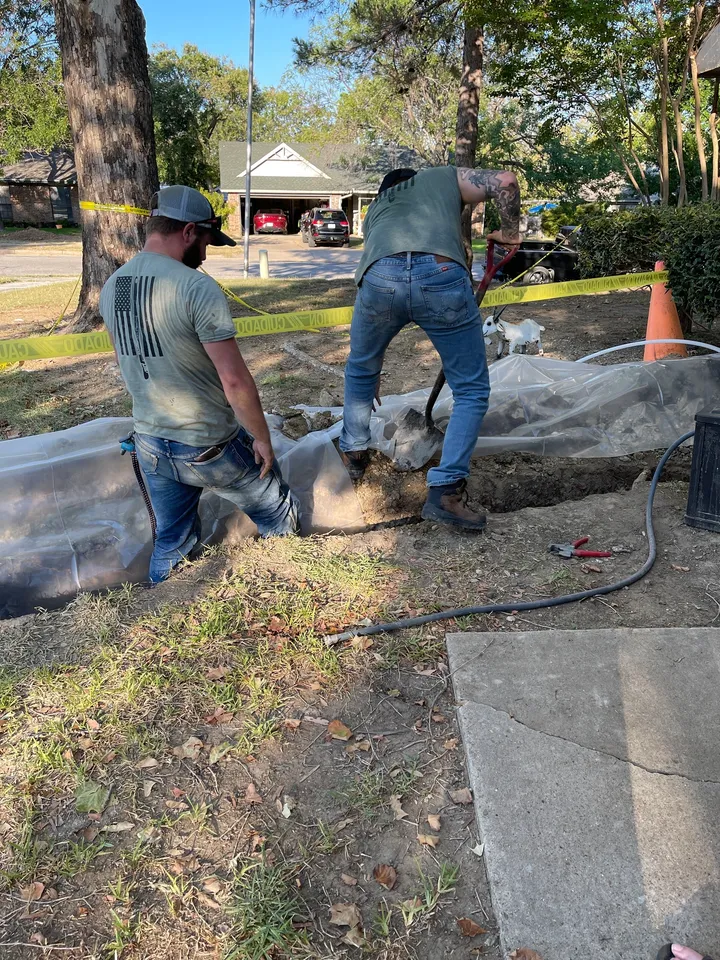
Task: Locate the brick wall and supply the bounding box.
[226,193,243,238]
[330,193,343,208]
[9,184,53,224]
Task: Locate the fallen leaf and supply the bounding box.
[449,787,473,805]
[348,636,373,650]
[509,951,545,960]
[101,751,117,764]
[414,665,436,676]
[135,756,159,770]
[29,933,47,945]
[427,814,441,832]
[457,917,487,937]
[345,740,371,755]
[142,780,156,798]
[171,787,186,799]
[137,825,161,844]
[80,825,99,843]
[206,666,230,680]
[62,749,74,761]
[431,713,447,723]
[329,903,363,928]
[277,794,296,818]
[173,736,203,761]
[671,564,690,572]
[303,715,329,726]
[78,737,93,751]
[283,718,302,730]
[204,707,234,725]
[343,926,366,948]
[209,742,233,765]
[335,817,354,831]
[101,822,134,833]
[87,718,101,731]
[245,783,263,804]
[19,882,44,903]
[328,719,353,741]
[196,891,222,910]
[45,888,58,901]
[373,864,397,890]
[267,616,285,633]
[443,738,459,750]
[581,563,602,574]
[341,873,358,886]
[386,688,401,698]
[203,877,222,895]
[471,842,485,857]
[417,833,439,848]
[165,799,189,811]
[75,780,110,814]
[389,795,408,820]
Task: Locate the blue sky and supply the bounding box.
[140,0,315,88]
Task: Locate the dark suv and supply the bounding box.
[301,208,350,247]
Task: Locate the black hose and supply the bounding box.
[130,449,157,544]
[327,431,694,643]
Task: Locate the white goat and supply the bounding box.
[483,315,545,358]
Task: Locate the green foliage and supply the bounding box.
[540,201,606,236]
[576,204,720,325]
[200,189,232,226]
[576,206,673,278]
[0,3,70,162]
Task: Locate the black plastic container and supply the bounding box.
[685,410,720,533]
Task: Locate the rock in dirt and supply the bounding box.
[281,414,309,440]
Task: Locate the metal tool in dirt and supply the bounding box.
[392,239,518,472]
[548,536,612,559]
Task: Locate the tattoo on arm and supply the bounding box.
[458,167,521,238]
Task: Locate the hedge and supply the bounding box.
[576,204,720,327]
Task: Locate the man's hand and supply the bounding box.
[253,438,275,479]
[486,229,521,252]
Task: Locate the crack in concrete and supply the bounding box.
[471,699,720,786]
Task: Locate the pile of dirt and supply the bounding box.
[0,226,54,243]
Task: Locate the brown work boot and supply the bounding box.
[340,449,370,481]
[421,479,487,531]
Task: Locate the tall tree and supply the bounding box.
[0,0,70,161]
[52,0,159,331]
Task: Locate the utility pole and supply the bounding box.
[243,0,256,279]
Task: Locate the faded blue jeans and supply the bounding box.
[134,429,300,583]
[340,254,490,486]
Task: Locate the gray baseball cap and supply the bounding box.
[150,185,236,246]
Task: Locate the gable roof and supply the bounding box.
[1,151,77,184]
[219,141,423,194]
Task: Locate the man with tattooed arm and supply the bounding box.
[339,165,521,530]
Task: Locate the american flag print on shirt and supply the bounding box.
[113,275,163,379]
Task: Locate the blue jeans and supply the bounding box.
[340,254,490,486]
[134,429,300,583]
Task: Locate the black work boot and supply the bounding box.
[340,449,370,481]
[421,479,487,531]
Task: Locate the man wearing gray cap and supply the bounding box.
[100,185,300,583]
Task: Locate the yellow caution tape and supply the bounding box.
[0,271,668,364]
[80,200,150,216]
[484,269,667,308]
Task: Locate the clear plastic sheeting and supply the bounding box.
[298,354,720,461]
[0,418,365,618]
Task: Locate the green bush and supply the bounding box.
[576,204,720,326]
[540,201,606,237]
[200,189,233,227]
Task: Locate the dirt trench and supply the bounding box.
[354,448,693,527]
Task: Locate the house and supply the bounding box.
[0,152,79,227]
[697,22,720,77]
[219,141,422,236]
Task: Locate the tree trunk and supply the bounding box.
[455,23,483,270]
[690,52,709,201]
[52,0,159,331]
[710,80,720,201]
[672,99,688,207]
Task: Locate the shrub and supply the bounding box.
[576,204,720,327]
[200,188,233,227]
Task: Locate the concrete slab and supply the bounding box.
[446,628,720,960]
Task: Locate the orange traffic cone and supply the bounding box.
[643,261,688,361]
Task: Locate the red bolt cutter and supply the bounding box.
[548,537,612,559]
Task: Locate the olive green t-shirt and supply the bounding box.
[355,166,466,284]
[99,251,239,446]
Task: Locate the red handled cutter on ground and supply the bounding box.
[392,239,518,471]
[548,537,612,559]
